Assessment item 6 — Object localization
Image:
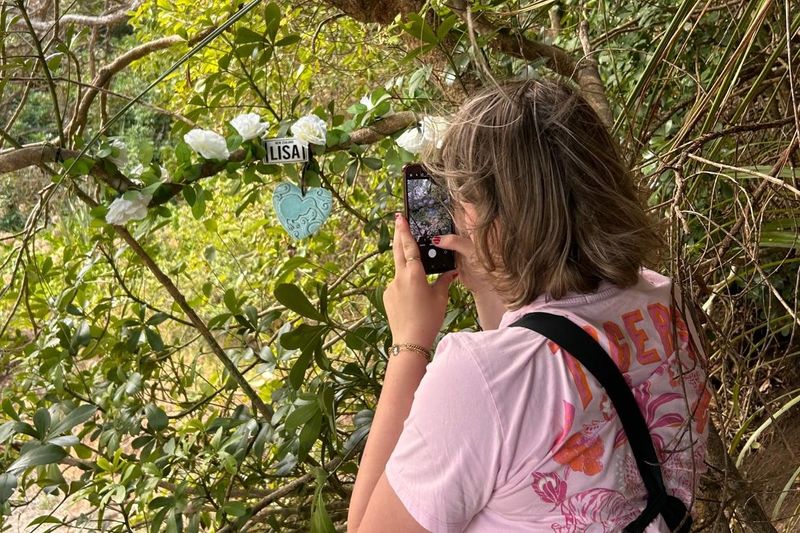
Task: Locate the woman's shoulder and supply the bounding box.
[433,325,559,405]
[437,326,551,365]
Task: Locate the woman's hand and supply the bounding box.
[433,233,507,330]
[383,213,458,349]
[432,233,491,294]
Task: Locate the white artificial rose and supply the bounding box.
[159,165,171,183]
[291,114,327,145]
[395,126,425,154]
[130,163,144,176]
[108,139,128,167]
[422,115,449,149]
[360,94,395,117]
[396,115,449,154]
[183,128,230,160]
[230,112,269,140]
[105,191,152,225]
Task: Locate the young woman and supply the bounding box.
[347,78,711,532]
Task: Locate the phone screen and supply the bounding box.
[403,164,456,274]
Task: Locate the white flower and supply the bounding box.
[108,139,128,168]
[130,163,144,176]
[396,115,449,154]
[159,165,171,183]
[396,126,425,154]
[421,116,449,149]
[291,114,327,145]
[183,128,230,160]
[230,112,269,140]
[105,191,152,225]
[360,94,395,117]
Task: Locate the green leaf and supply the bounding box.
[145,327,164,352]
[280,324,326,350]
[223,288,241,313]
[0,421,19,444]
[149,495,174,509]
[33,408,51,438]
[226,133,243,151]
[175,141,192,165]
[275,34,301,47]
[2,399,19,421]
[264,2,282,41]
[150,507,169,533]
[145,404,169,431]
[7,444,67,474]
[361,157,382,170]
[345,160,359,185]
[0,473,17,504]
[297,412,323,461]
[235,27,265,44]
[182,183,196,205]
[289,347,313,390]
[345,409,373,453]
[318,384,336,435]
[48,435,80,447]
[402,13,438,45]
[27,515,63,526]
[146,312,170,326]
[284,399,318,433]
[274,284,325,321]
[378,221,391,252]
[436,14,459,40]
[310,476,335,533]
[222,501,248,517]
[49,404,97,437]
[191,191,206,219]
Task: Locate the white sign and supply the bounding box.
[263,138,310,164]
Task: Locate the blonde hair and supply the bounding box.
[422,78,664,309]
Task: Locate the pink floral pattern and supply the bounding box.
[531,471,642,532]
[530,350,709,532]
[613,378,684,451]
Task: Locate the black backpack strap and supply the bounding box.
[509,312,691,533]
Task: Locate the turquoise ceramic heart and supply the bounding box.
[272,182,333,239]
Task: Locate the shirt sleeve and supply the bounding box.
[384,332,504,533]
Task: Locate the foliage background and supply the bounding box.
[0,0,798,531]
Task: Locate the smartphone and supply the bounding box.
[402,163,456,275]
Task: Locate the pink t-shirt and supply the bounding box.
[384,268,711,533]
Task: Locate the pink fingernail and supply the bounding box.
[432,236,440,245]
[395,212,401,219]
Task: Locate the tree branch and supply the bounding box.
[446,1,613,127]
[578,20,613,127]
[21,0,145,32]
[15,0,66,145]
[322,0,423,24]
[0,143,136,191]
[67,35,186,138]
[1,112,419,213]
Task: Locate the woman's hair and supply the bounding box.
[421,77,664,310]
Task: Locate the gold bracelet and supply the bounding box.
[388,343,433,363]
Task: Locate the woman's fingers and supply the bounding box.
[396,214,425,275]
[391,213,406,271]
[432,270,458,295]
[434,233,474,256]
